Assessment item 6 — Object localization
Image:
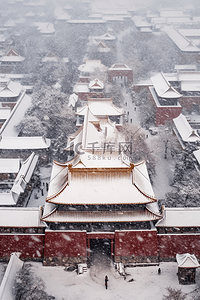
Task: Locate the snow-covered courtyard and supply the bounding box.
[14,258,200,300]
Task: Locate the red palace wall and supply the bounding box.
[76,92,104,101]
[1,103,16,109]
[0,234,45,260]
[158,234,200,260]
[115,230,158,257]
[108,70,133,83]
[156,106,182,126]
[44,230,87,258]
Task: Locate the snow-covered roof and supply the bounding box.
[73,82,90,93]
[13,152,38,190]
[46,155,157,206]
[56,11,71,21]
[0,107,10,120]
[68,93,78,107]
[0,253,23,300]
[102,15,124,22]
[181,81,200,92]
[4,20,16,27]
[151,73,182,98]
[109,63,132,71]
[0,78,22,97]
[164,27,200,52]
[140,28,152,33]
[89,78,104,90]
[24,0,45,6]
[173,113,200,143]
[0,207,45,227]
[175,65,197,71]
[133,16,151,28]
[100,32,116,40]
[25,11,35,17]
[76,98,123,117]
[88,13,102,19]
[96,8,128,15]
[0,74,24,80]
[166,17,191,23]
[0,34,6,42]
[68,20,106,24]
[70,107,123,151]
[176,253,199,268]
[0,153,39,205]
[151,17,166,24]
[160,10,189,17]
[34,22,55,34]
[0,136,51,149]
[177,71,200,81]
[53,82,61,90]
[0,158,20,173]
[15,18,26,24]
[0,50,25,62]
[156,207,200,227]
[78,60,107,73]
[42,209,159,223]
[179,29,200,37]
[0,92,32,137]
[193,17,200,22]
[97,41,110,52]
[149,86,182,108]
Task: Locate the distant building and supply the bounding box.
[0,152,39,206]
[0,50,25,65]
[149,72,182,125]
[108,63,133,84]
[156,206,200,261]
[173,113,200,148]
[164,27,200,63]
[78,60,107,83]
[176,253,199,285]
[73,78,104,101]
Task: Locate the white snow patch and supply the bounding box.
[62,234,71,241]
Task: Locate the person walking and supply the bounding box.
[105,275,109,289]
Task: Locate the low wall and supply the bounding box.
[0,234,45,261]
[43,230,87,266]
[158,234,200,260]
[115,230,158,263]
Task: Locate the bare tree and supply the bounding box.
[163,287,186,300]
[122,124,156,178]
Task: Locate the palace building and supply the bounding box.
[1,96,200,265]
[41,97,161,266]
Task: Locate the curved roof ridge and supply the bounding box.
[42,206,57,220]
[46,182,69,202]
[133,183,157,202]
[146,205,162,218]
[53,159,69,167]
[111,101,124,114]
[134,159,145,166]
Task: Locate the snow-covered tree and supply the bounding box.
[14,264,55,300]
[16,86,76,160]
[122,124,156,178]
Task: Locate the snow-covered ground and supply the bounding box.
[122,88,175,200]
[24,258,200,300]
[27,165,52,207]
